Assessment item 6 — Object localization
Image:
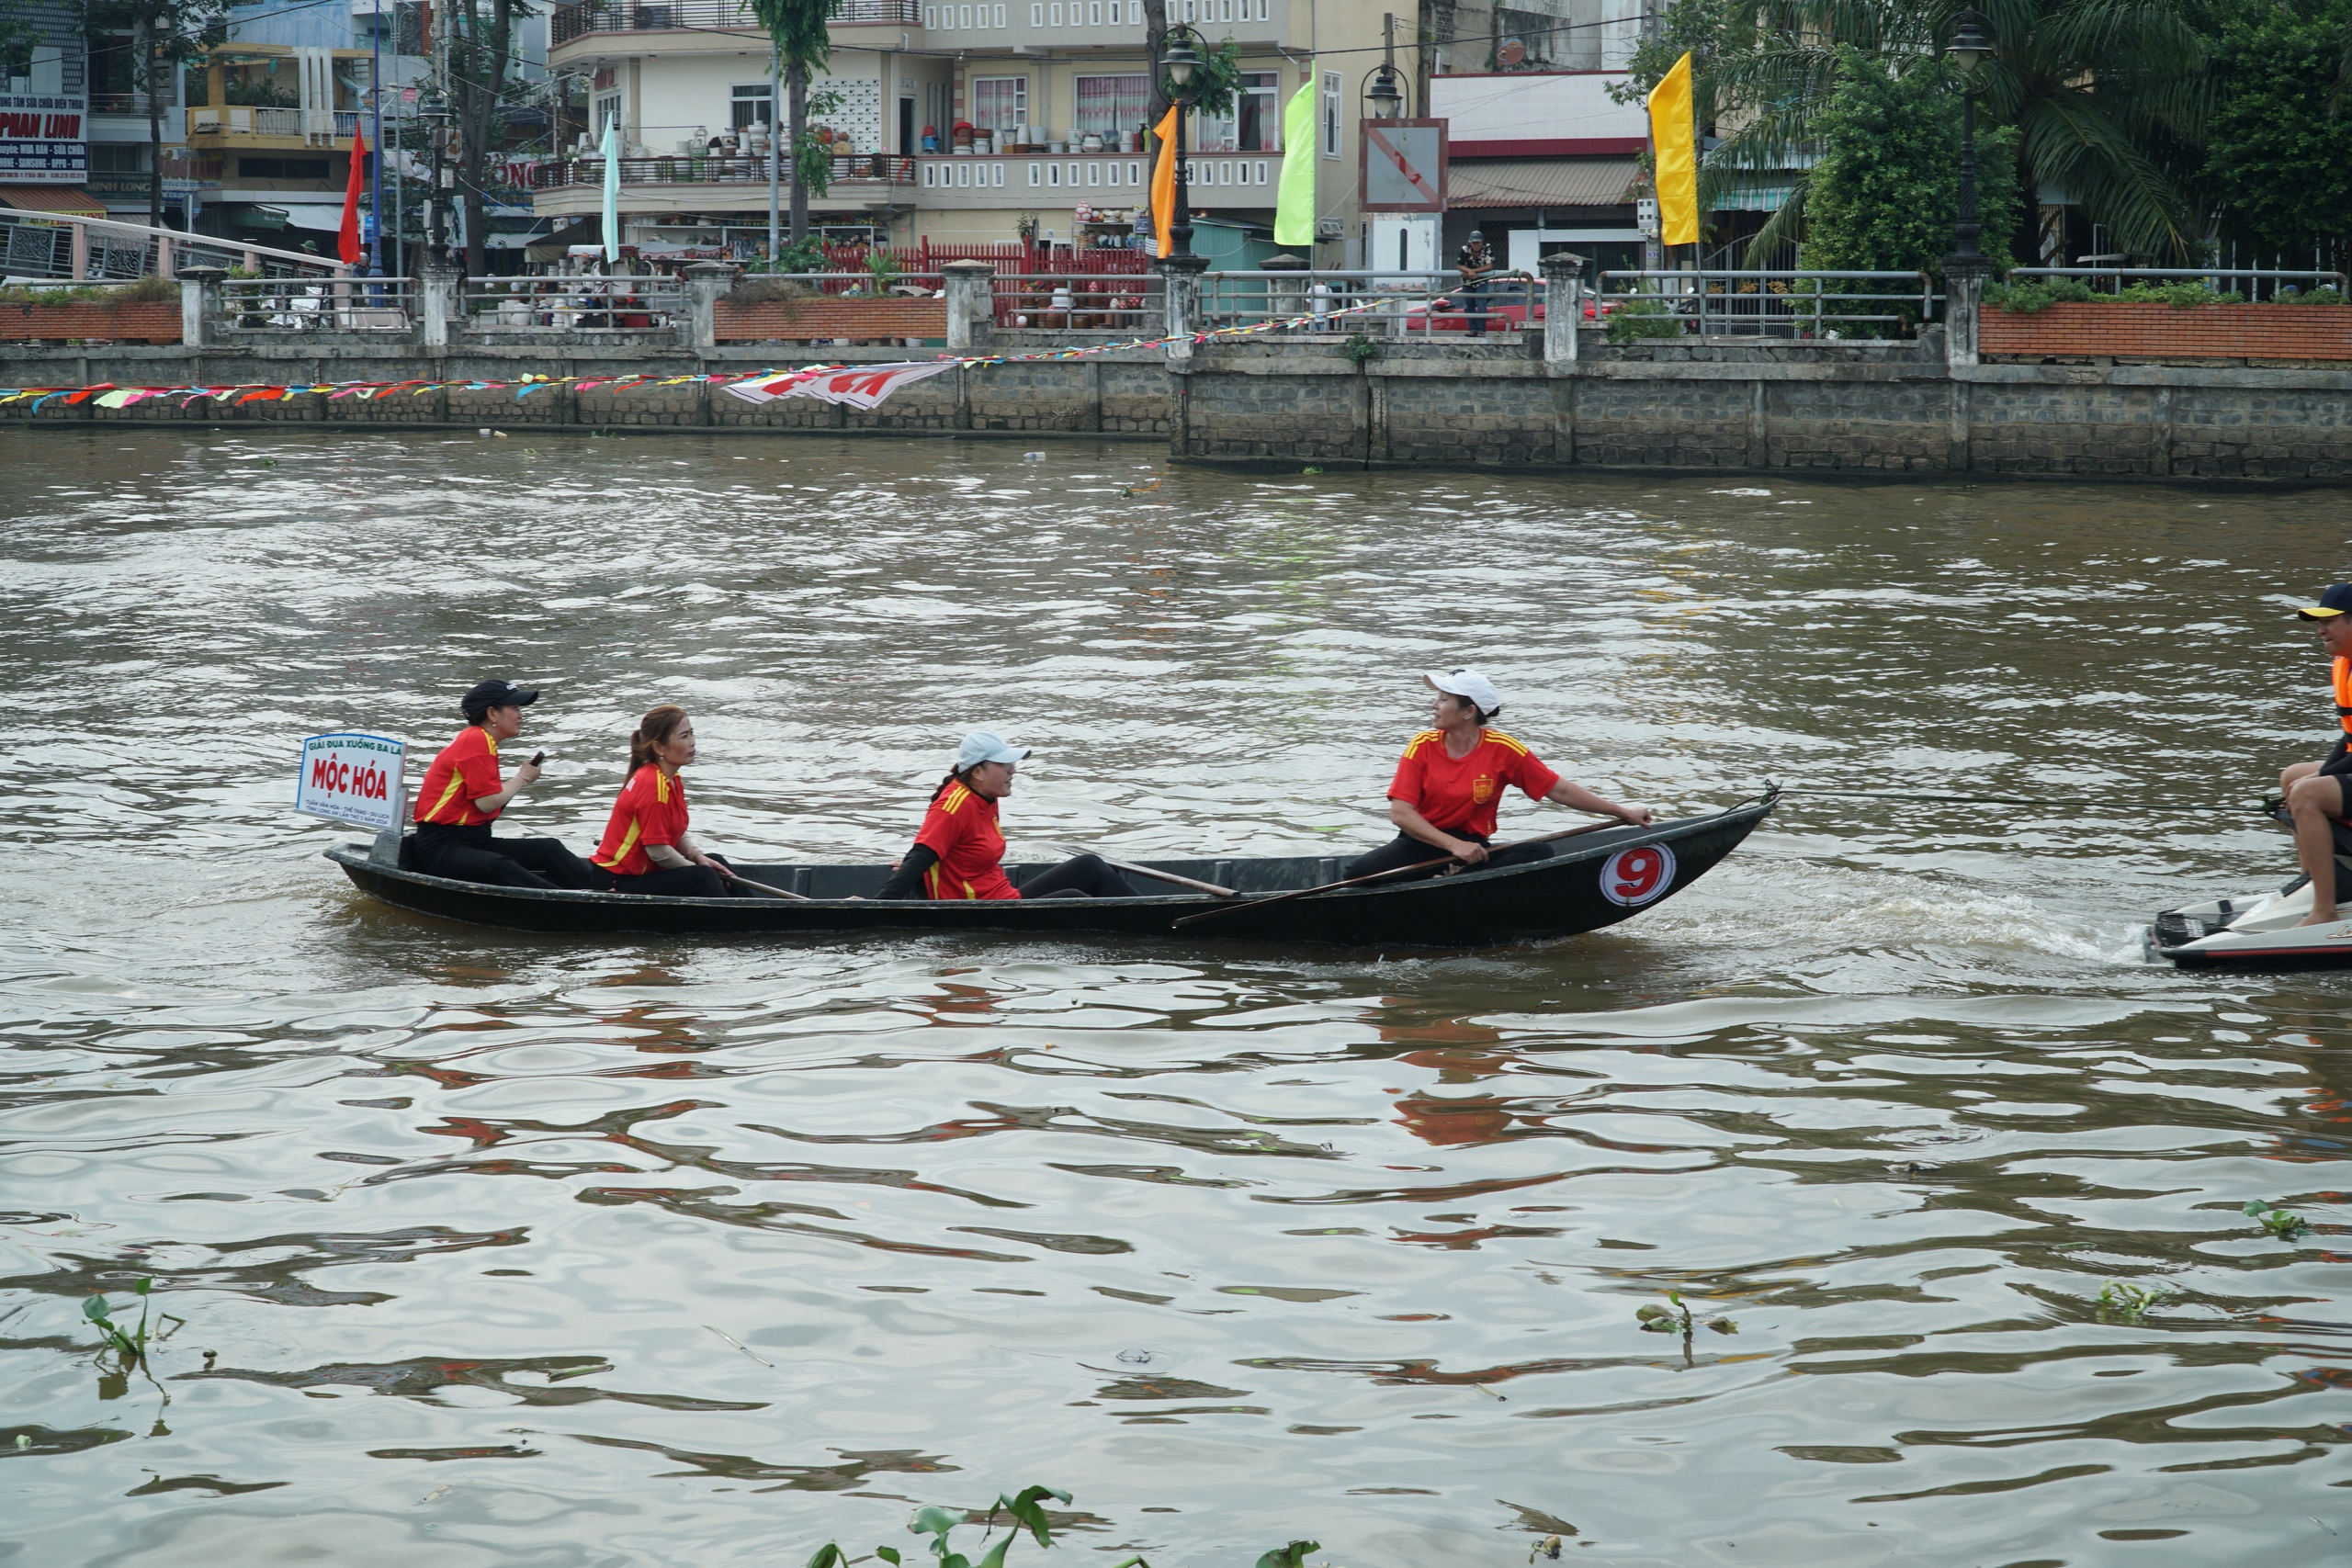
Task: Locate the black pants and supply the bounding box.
[598,852,745,899]
[1341,830,1553,884]
[1017,852,1136,899]
[413,822,600,890]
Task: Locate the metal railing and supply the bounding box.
[1,209,352,281]
[2008,265,2346,302]
[1197,270,1543,340]
[533,152,915,189]
[87,91,173,115]
[461,275,684,329]
[994,270,1162,333]
[222,276,415,331]
[1597,270,1939,338]
[552,0,918,45]
[187,105,356,142]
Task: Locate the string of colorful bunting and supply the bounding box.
[0,283,1484,415]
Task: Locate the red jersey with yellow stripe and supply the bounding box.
[1386,728,1561,839]
[914,781,1017,900]
[413,726,504,826]
[593,764,689,876]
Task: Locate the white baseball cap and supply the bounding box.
[1424,667,1504,716]
[956,729,1031,769]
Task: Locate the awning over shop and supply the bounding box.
[526,217,604,264]
[1446,158,1639,209]
[0,185,108,217]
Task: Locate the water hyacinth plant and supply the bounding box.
[2245,1200,2309,1240]
[808,1485,1156,1568]
[1635,1291,1737,1337]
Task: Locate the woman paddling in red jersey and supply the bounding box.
[590,705,749,897]
[875,731,1136,900]
[410,679,602,890]
[1343,668,1652,883]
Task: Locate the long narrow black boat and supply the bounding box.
[324,790,1774,946]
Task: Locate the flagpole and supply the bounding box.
[369,0,382,276]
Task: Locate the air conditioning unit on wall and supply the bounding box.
[1316,218,1341,238]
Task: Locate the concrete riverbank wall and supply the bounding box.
[12,332,2352,481]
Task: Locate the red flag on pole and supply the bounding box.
[339,125,369,266]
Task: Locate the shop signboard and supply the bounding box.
[0,91,87,183]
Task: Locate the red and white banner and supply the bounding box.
[724,360,956,410]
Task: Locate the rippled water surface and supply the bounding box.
[7,425,2352,1567]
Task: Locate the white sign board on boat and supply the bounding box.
[296,732,406,829]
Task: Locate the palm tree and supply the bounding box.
[1692,0,2208,263]
[747,0,843,249]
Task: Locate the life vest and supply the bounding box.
[2336,656,2352,742]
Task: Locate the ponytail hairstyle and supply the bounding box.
[627,705,690,779]
[930,762,983,804]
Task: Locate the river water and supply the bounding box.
[4,425,2350,1567]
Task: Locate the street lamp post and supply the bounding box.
[1160,26,1204,258]
[420,85,450,267]
[1944,6,1994,272]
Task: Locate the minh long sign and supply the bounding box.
[0,93,86,184]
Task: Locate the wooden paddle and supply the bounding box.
[717,864,810,901]
[1169,818,1634,931]
[1056,846,1237,897]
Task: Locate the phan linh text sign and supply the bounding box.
[296,733,406,830]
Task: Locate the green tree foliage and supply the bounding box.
[81,0,230,234]
[448,0,534,279]
[1804,46,2021,279]
[748,0,844,244]
[2199,0,2352,257]
[1632,0,2208,264]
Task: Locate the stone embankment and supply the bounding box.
[9,256,2352,481]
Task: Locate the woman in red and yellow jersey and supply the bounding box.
[876,730,1135,900]
[2278,584,2352,924]
[410,679,600,890]
[590,705,742,897]
[1342,668,1652,883]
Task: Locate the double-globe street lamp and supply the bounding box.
[1944,6,1995,273]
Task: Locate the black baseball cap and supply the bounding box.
[2298,584,2352,621]
[460,679,538,713]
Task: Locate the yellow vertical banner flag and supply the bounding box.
[1272,78,1317,248]
[1646,51,1699,247]
[1149,104,1181,259]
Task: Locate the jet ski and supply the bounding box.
[2147,808,2352,969]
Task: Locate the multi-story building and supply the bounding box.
[2,0,129,228]
[541,0,1416,266]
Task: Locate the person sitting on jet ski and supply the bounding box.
[2278,582,2352,926]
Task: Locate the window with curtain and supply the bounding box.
[1320,69,1340,157]
[1073,73,1148,138]
[970,75,1027,131]
[1198,70,1277,152]
[730,82,772,130]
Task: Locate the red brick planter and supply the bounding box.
[1,300,182,344]
[718,297,948,344]
[1981,300,2352,362]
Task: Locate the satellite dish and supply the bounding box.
[1498,39,1526,66]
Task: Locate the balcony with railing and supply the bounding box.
[551,0,920,47]
[532,152,917,191]
[186,106,358,148]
